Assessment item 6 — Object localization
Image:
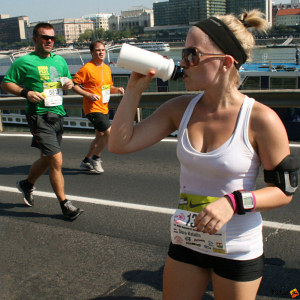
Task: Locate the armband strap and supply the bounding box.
[20,88,29,98]
[224,193,237,213]
[264,154,299,195]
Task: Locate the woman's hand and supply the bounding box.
[194,197,235,235]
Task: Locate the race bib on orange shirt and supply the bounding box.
[102,85,110,103]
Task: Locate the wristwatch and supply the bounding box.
[233,190,255,215]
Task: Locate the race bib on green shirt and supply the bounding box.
[43,81,63,107]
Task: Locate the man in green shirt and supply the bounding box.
[1,22,83,220]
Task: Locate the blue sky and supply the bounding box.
[0,0,291,23]
[0,0,158,22]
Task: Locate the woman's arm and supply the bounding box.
[248,101,294,211]
[109,71,190,154]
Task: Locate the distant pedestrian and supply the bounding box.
[296,47,300,65]
[73,41,124,173]
[1,22,83,220]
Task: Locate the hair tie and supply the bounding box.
[240,19,250,28]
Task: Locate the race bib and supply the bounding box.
[171,209,227,254]
[102,85,110,103]
[171,193,227,254]
[43,82,63,107]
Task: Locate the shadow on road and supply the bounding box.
[0,201,78,222]
[0,165,85,176]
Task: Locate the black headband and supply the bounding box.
[194,17,247,69]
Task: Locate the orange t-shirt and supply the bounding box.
[73,60,113,115]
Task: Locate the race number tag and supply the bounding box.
[171,209,227,254]
[102,85,110,103]
[43,82,63,107]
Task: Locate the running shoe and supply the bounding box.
[16,180,35,207]
[60,200,83,220]
[80,159,94,171]
[91,157,104,173]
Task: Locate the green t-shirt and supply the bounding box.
[3,52,71,115]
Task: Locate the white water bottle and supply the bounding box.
[117,43,183,82]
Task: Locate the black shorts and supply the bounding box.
[168,243,264,282]
[26,113,64,157]
[86,112,111,132]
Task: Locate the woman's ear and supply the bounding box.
[223,55,236,71]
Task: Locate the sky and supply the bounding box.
[0,0,293,23]
[0,0,160,22]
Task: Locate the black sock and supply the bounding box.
[24,179,34,189]
[60,199,68,207]
[83,157,89,163]
[92,155,100,160]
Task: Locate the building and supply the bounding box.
[26,18,94,44]
[117,6,153,31]
[150,0,226,41]
[82,13,112,31]
[153,0,226,26]
[275,8,300,26]
[227,0,272,23]
[108,14,121,31]
[0,15,29,44]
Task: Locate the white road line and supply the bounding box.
[1,134,300,147]
[1,185,300,232]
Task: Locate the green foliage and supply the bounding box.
[75,27,143,44]
[55,34,66,45]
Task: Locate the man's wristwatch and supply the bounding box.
[233,190,256,215]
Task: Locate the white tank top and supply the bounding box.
[176,94,263,260]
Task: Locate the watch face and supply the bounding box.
[241,192,254,209]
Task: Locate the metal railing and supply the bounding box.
[1,90,300,132]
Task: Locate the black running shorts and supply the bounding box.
[168,243,264,282]
[26,113,64,157]
[86,112,111,132]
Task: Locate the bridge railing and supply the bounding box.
[0,90,300,131]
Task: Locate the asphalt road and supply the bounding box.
[0,132,299,300]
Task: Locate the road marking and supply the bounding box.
[1,185,300,232]
[1,134,300,147]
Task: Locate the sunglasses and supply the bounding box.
[38,34,56,41]
[182,47,237,67]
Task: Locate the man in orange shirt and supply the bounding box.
[73,41,124,173]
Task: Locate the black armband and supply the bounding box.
[20,88,29,98]
[264,154,299,195]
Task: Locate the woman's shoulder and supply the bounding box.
[250,99,288,146]
[251,100,282,128]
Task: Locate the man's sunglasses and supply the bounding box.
[38,34,56,41]
[182,47,237,67]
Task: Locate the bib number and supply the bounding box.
[102,85,110,103]
[43,82,63,107]
[171,209,227,254]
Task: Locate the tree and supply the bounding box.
[78,29,93,43]
[55,34,66,45]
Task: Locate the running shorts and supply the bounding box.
[86,112,111,132]
[26,113,64,157]
[168,243,264,282]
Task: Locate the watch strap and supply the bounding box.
[224,193,237,213]
[233,190,245,215]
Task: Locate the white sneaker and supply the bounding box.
[80,160,94,171]
[91,158,104,173]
